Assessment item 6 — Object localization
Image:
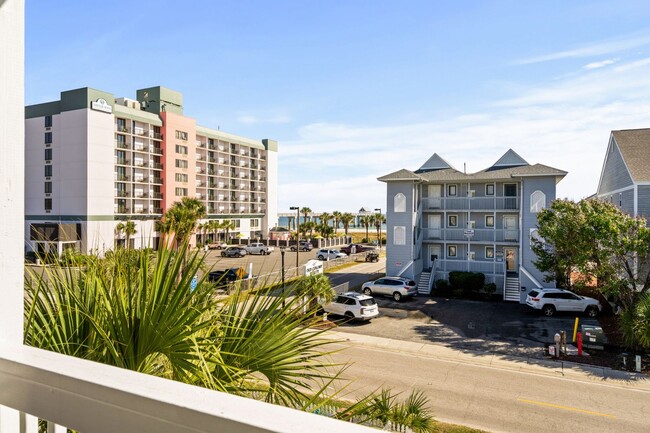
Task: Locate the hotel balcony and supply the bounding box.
[423,228,519,242]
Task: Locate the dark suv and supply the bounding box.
[290,241,313,252]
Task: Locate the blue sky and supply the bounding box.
[25,1,650,213]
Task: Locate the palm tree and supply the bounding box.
[360,215,373,243]
[222,219,236,241]
[340,213,355,237]
[115,222,125,248]
[303,221,317,238]
[374,212,386,247]
[294,274,335,315]
[161,197,207,248]
[319,212,332,229]
[300,207,312,223]
[124,220,137,249]
[332,211,342,235]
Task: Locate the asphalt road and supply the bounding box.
[329,340,650,433]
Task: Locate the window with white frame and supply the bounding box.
[530,190,546,213]
[448,215,458,227]
[486,184,495,196]
[448,184,457,196]
[394,193,406,213]
[447,245,457,257]
[393,226,406,245]
[485,246,494,259]
[485,215,494,227]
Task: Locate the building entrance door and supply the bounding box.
[428,185,442,209]
[428,214,441,239]
[429,245,441,270]
[504,247,517,272]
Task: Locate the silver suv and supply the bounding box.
[526,288,601,317]
[361,276,417,302]
[322,292,379,321]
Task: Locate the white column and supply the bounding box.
[0,0,25,344]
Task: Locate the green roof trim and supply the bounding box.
[113,104,163,126]
[25,101,62,119]
[196,125,266,150]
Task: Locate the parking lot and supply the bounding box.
[333,294,602,359]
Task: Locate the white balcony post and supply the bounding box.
[0,0,25,345]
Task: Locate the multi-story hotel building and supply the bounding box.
[25,86,278,255]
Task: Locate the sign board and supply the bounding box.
[495,251,504,262]
[91,98,113,113]
[304,259,323,276]
[463,229,475,237]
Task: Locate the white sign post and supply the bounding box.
[304,259,324,277]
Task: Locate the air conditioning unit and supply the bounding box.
[468,190,476,197]
[468,251,476,260]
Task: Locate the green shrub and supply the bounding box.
[435,279,450,291]
[449,271,485,293]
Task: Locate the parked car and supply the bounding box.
[322,292,379,321]
[316,249,347,260]
[526,288,602,317]
[221,246,247,258]
[244,243,275,255]
[207,267,249,287]
[361,276,418,302]
[290,241,313,252]
[208,241,228,250]
[340,244,374,255]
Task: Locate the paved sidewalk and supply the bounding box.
[326,329,650,389]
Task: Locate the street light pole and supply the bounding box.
[290,206,300,277]
[374,208,382,250]
[281,247,286,307]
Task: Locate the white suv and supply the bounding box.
[322,292,379,321]
[316,249,347,260]
[526,288,601,317]
[362,276,418,302]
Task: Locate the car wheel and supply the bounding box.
[344,311,355,321]
[318,255,325,260]
[586,306,599,318]
[290,247,295,252]
[392,292,402,302]
[363,287,372,296]
[221,252,226,257]
[542,304,555,317]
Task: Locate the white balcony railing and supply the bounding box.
[422,196,519,211]
[0,342,374,433]
[423,228,519,242]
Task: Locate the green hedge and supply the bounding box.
[448,271,485,293]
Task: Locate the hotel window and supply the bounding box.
[175,187,188,197]
[485,215,494,227]
[175,130,188,141]
[447,184,457,196]
[117,118,127,132]
[44,148,52,161]
[448,214,458,227]
[530,190,546,213]
[393,226,406,245]
[175,173,188,182]
[44,115,52,128]
[486,184,495,196]
[448,245,457,257]
[485,247,494,259]
[44,182,52,194]
[175,159,188,169]
[44,132,52,144]
[44,198,52,211]
[44,165,52,177]
[250,218,260,227]
[175,144,188,155]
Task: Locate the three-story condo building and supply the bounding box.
[378,150,566,303]
[25,86,278,255]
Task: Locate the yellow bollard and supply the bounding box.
[572,317,579,342]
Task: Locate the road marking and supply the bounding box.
[517,398,616,419]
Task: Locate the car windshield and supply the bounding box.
[528,290,539,297]
[359,298,376,306]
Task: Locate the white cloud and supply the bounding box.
[583,58,617,70]
[517,33,650,64]
[278,55,650,212]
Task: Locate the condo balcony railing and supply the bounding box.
[434,259,506,280]
[116,191,130,198]
[116,175,130,181]
[423,228,519,242]
[116,141,129,149]
[117,207,131,214]
[116,159,130,166]
[117,126,131,134]
[422,196,520,211]
[152,146,163,155]
[152,192,163,199]
[134,144,146,151]
[152,177,163,184]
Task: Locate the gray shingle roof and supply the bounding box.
[377,169,424,182]
[612,128,650,182]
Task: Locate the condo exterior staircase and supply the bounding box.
[504,275,520,302]
[418,271,432,295]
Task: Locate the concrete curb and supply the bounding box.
[326,330,650,388]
